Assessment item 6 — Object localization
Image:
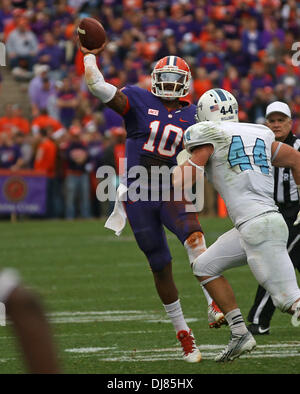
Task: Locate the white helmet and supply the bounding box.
[196,88,239,122]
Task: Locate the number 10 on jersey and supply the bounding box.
[143,121,183,158]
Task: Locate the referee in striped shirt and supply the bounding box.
[247,101,300,335]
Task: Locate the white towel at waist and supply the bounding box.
[104,183,128,236]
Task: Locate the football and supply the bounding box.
[77,17,106,50]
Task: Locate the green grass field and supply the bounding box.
[0,217,299,375]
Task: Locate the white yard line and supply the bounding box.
[64,342,300,362]
[46,310,200,324]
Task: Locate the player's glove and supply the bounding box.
[294,210,300,226]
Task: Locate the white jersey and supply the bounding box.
[184,121,278,227]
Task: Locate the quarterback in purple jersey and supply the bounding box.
[81,42,223,362]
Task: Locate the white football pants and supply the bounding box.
[193,212,300,312]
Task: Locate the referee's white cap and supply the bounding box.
[266,101,291,118]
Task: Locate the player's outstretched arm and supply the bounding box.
[173,144,213,189]
[271,141,300,185]
[80,44,128,115]
[271,141,300,226]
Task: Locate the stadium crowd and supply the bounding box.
[0,0,299,219]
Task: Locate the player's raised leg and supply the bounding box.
[125,200,201,363]
[153,263,201,363]
[202,275,256,362]
[192,228,256,362]
[184,231,226,328]
[239,212,300,327]
[161,196,226,329]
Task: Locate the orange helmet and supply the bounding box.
[151,56,191,100]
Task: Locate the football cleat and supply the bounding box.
[215,331,256,362]
[291,299,300,327]
[208,301,227,328]
[247,323,270,335]
[177,329,202,363]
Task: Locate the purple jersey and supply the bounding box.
[117,86,202,271]
[121,85,196,182]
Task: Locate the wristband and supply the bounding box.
[188,158,204,173]
[271,142,282,162]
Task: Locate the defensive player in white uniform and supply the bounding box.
[173,88,300,362]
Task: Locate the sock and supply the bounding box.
[163,299,189,333]
[225,308,248,336]
[201,285,213,305]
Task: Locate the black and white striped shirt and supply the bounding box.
[274,132,300,204]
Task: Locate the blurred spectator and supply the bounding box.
[248,62,274,93]
[225,39,252,77]
[261,17,285,48]
[2,6,23,41]
[0,132,22,169]
[184,7,207,38]
[281,0,299,34]
[51,1,74,27]
[32,109,66,139]
[142,3,161,40]
[179,32,200,59]
[196,41,223,83]
[241,17,263,62]
[99,107,124,134]
[248,88,269,124]
[83,129,104,217]
[6,16,38,77]
[56,77,79,128]
[197,20,217,45]
[36,31,65,80]
[10,104,30,134]
[237,77,253,114]
[82,128,104,173]
[102,127,126,180]
[101,126,126,214]
[0,104,15,134]
[30,3,52,41]
[273,83,287,103]
[192,67,213,101]
[83,110,107,136]
[221,66,240,96]
[155,29,180,60]
[278,61,300,88]
[33,128,58,218]
[0,1,13,41]
[0,103,30,135]
[265,36,286,77]
[215,8,239,40]
[116,31,136,63]
[291,91,300,120]
[212,28,227,55]
[64,124,91,219]
[136,36,160,64]
[28,64,56,116]
[14,131,34,169]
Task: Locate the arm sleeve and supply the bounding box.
[83,54,117,103]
